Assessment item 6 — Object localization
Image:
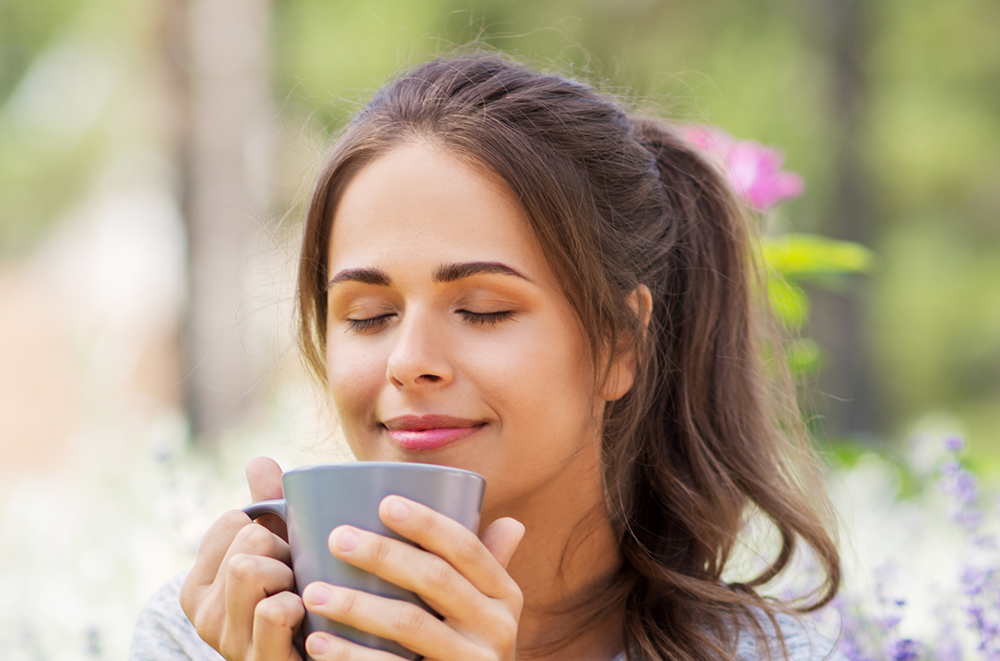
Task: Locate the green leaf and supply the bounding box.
[767,277,809,330]
[763,233,874,276]
[786,338,821,378]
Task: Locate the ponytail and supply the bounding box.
[602,116,841,660]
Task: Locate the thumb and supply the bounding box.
[246,456,284,501]
[479,517,526,570]
[245,457,287,540]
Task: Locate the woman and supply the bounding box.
[131,52,843,661]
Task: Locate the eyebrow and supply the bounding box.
[433,261,530,283]
[326,261,529,290]
[327,267,391,288]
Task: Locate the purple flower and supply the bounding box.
[944,435,965,453]
[884,638,922,661]
[941,460,962,477]
[953,508,983,529]
[954,471,979,504]
[939,461,980,527]
[838,636,868,661]
[973,534,997,550]
[882,614,902,629]
[684,125,805,211]
[961,567,988,596]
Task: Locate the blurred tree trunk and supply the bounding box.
[805,0,883,440]
[167,0,273,440]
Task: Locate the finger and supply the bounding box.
[479,517,526,569]
[251,590,305,661]
[246,457,287,539]
[218,523,295,647]
[302,583,479,661]
[304,632,402,661]
[378,496,520,600]
[184,510,257,591]
[325,524,483,619]
[226,552,296,643]
[224,514,292,567]
[246,457,284,501]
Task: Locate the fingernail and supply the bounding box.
[387,498,409,522]
[335,527,359,551]
[305,583,332,605]
[307,634,329,656]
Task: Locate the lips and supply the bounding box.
[382,415,486,451]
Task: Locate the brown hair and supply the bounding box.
[297,51,840,661]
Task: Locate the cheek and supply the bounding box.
[479,314,596,430]
[325,339,385,428]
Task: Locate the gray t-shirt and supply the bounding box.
[129,574,845,661]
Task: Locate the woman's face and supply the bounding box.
[324,142,607,518]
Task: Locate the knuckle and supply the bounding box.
[455,534,485,566]
[394,603,425,635]
[507,582,524,614]
[333,587,360,617]
[237,522,274,550]
[416,508,439,536]
[223,508,253,527]
[226,553,259,583]
[370,534,392,564]
[422,557,453,590]
[254,597,290,628]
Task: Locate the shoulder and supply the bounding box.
[735,611,846,661]
[129,573,224,661]
[611,610,845,661]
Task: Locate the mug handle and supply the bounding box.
[243,499,287,521]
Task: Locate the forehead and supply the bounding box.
[328,142,551,280]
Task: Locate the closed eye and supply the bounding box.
[458,310,515,327]
[345,314,395,333]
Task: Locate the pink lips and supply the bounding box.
[382,415,486,451]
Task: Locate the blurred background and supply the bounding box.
[1,0,998,658]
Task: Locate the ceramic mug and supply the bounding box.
[243,462,486,660]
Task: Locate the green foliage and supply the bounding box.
[762,233,873,377]
[784,338,822,379]
[0,0,132,256]
[766,276,810,330]
[764,233,874,279]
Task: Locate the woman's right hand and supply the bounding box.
[180,457,304,661]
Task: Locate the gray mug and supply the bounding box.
[242,462,486,660]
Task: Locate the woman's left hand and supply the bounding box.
[300,495,526,661]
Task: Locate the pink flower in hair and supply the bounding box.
[684,125,805,211]
[684,125,735,162]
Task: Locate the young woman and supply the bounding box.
[131,52,843,661]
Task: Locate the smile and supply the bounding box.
[381,415,487,451]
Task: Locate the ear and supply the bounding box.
[600,285,653,402]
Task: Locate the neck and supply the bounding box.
[483,455,624,661]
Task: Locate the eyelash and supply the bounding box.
[344,310,514,333]
[458,310,515,326]
[345,314,394,333]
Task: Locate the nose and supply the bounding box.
[386,307,454,388]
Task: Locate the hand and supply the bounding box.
[301,496,526,661]
[180,457,304,661]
